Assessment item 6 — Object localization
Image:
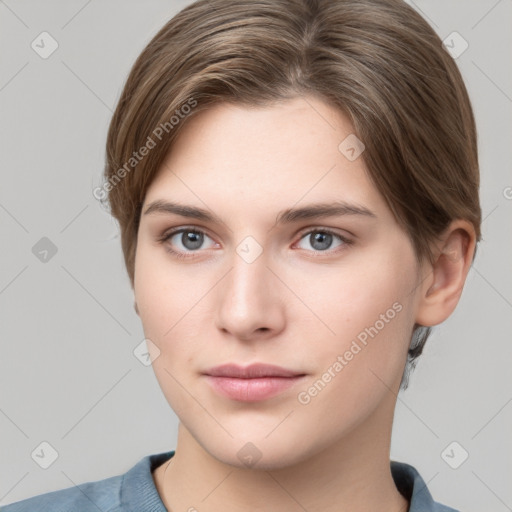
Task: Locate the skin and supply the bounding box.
[133,96,475,512]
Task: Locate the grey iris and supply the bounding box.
[183,231,203,250]
[310,232,332,250]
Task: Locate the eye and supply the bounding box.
[162,228,217,253]
[295,229,349,252]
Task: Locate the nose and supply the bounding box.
[214,250,286,342]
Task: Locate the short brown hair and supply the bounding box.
[103,0,481,387]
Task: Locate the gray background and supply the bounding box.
[0,1,511,510]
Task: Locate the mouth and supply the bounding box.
[202,363,306,402]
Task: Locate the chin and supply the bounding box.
[211,444,304,471]
[190,423,321,472]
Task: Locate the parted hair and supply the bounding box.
[104,0,481,388]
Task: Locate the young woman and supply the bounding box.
[3,0,480,510]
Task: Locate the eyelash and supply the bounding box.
[157,226,353,260]
[157,227,216,260]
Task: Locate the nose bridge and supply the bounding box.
[225,248,271,310]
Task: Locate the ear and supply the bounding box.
[415,220,476,327]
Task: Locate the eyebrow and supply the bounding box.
[143,200,376,224]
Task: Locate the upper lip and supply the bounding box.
[203,363,304,378]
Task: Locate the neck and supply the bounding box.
[154,396,409,512]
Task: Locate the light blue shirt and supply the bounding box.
[1,451,459,511]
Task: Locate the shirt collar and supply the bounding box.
[120,450,173,511]
[391,460,457,511]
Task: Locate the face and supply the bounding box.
[134,96,424,469]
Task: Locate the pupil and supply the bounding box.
[311,232,332,251]
[183,231,203,250]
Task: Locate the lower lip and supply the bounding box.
[205,375,304,402]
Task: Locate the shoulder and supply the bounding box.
[391,460,460,512]
[0,474,123,512]
[1,451,175,512]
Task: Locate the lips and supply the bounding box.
[205,363,302,379]
[203,363,306,402]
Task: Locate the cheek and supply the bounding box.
[288,258,417,437]
[134,245,207,413]
[299,254,415,338]
[134,242,201,339]
[295,246,418,386]
[133,243,219,393]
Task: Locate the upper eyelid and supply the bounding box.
[296,226,350,238]
[160,225,214,240]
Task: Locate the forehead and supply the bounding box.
[144,96,389,221]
